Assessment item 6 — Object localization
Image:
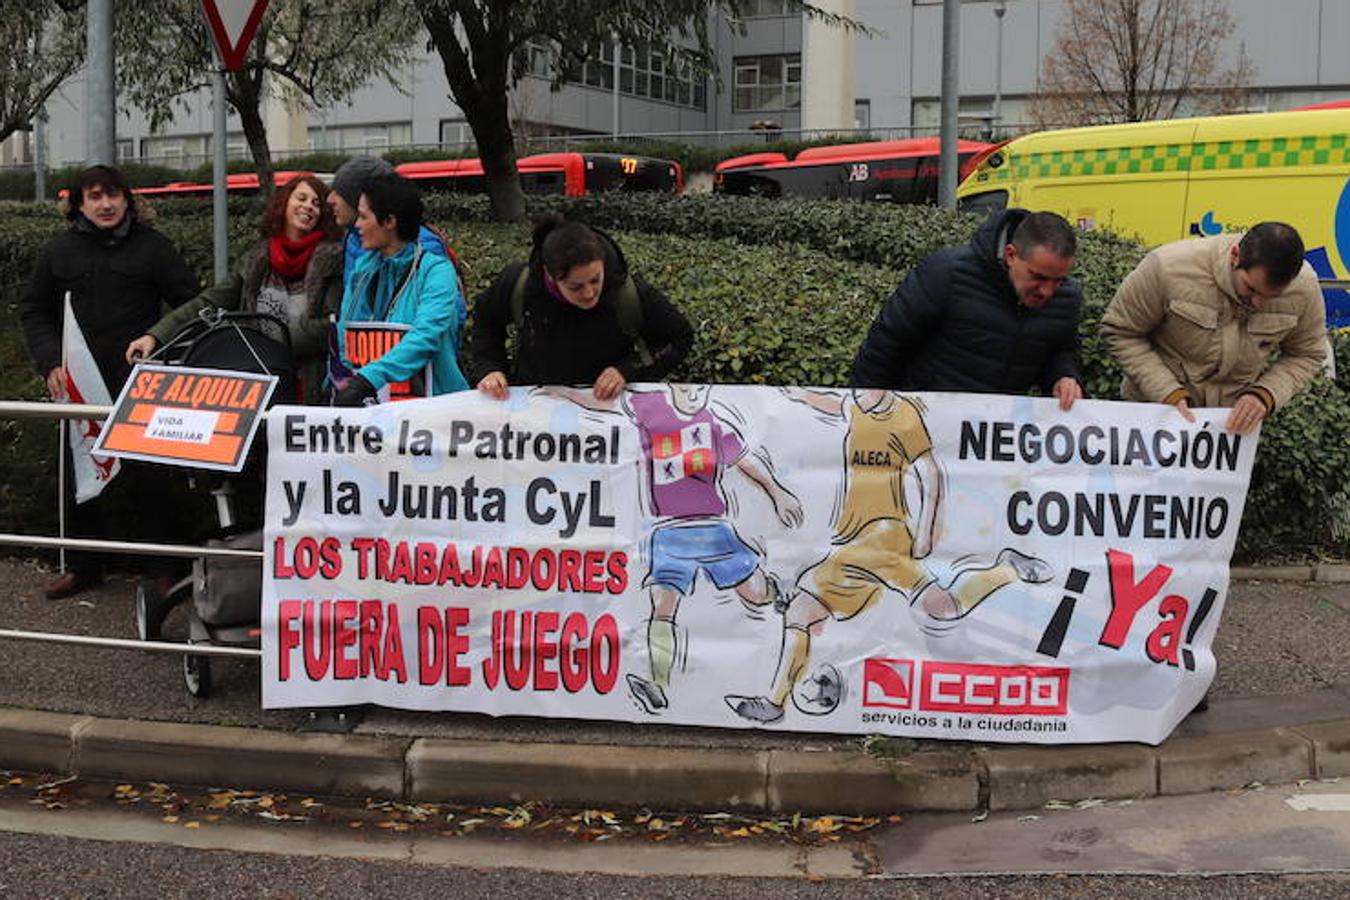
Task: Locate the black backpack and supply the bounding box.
[508,264,653,368]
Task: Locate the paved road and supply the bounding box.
[2,831,1345,900]
[2,556,1348,747]
[1,774,1349,898]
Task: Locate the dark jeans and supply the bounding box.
[61,446,204,580]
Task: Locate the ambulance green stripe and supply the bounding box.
[979,134,1350,183]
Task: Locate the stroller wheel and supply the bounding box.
[183,649,213,698]
[135,577,182,642]
[134,584,152,641]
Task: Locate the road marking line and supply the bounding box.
[1285,795,1350,812]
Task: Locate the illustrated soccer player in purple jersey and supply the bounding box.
[541,383,803,714]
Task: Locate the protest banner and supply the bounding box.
[263,385,1256,745]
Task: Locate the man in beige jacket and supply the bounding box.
[1101,222,1327,434]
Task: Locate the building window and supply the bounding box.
[438,119,473,149]
[741,0,799,17]
[733,54,802,112]
[520,39,706,110]
[143,141,185,163]
[854,99,871,131]
[582,41,614,90]
[523,42,552,78]
[140,134,211,165]
[303,122,412,153]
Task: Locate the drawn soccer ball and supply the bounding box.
[792,663,844,716]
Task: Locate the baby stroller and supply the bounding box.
[133,308,295,698]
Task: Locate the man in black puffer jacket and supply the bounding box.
[851,208,1084,409]
[21,165,200,600]
[23,166,200,401]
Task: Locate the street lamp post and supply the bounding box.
[993,0,1007,136]
[939,0,961,208]
[612,36,621,136]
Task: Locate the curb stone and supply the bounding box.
[408,739,769,811]
[1229,565,1315,581]
[1288,720,1350,777]
[1156,727,1313,796]
[3,709,1348,815]
[1227,563,1350,582]
[0,709,88,774]
[979,743,1156,811]
[1315,564,1350,584]
[765,747,980,814]
[74,718,410,797]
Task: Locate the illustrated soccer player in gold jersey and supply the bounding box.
[726,388,1053,724]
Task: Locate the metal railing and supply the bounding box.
[0,399,262,659]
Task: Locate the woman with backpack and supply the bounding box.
[470,214,694,400]
[126,173,343,404]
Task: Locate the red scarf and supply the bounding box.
[269,230,324,281]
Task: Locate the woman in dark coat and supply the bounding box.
[470,215,694,400]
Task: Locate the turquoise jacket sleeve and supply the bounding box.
[356,255,459,391]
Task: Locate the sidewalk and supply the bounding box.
[2,556,1349,814]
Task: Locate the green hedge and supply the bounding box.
[441,220,898,388]
[422,193,1144,397]
[1,194,1346,560]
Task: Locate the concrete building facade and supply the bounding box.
[24,1,1350,170]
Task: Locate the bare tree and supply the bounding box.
[1030,0,1254,127]
[0,2,84,146]
[420,1,867,221]
[118,1,422,193]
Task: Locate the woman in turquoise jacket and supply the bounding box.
[332,174,469,404]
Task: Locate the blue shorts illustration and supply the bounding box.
[645,521,760,595]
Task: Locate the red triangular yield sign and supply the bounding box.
[199,0,270,72]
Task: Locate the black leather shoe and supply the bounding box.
[45,571,103,600]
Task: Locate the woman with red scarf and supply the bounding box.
[127,174,342,404]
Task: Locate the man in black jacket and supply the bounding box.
[21,165,200,599]
[851,208,1084,409]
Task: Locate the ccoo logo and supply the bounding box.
[862,658,915,709]
[863,658,1071,716]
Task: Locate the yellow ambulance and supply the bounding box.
[957,106,1350,327]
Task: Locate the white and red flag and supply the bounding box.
[61,293,120,502]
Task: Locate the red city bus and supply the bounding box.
[1294,99,1350,111]
[131,171,316,198]
[396,152,684,196]
[118,153,682,201]
[713,138,993,203]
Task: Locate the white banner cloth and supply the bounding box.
[61,294,120,502]
[263,385,1256,745]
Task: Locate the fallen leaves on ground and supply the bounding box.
[1,770,894,847]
